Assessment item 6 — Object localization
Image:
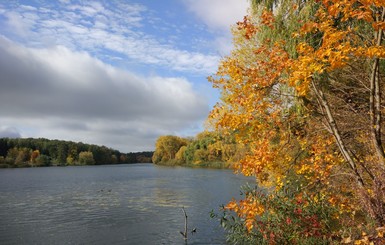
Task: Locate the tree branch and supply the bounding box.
[311,81,365,187]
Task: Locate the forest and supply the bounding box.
[0,137,152,168]
[156,0,385,243]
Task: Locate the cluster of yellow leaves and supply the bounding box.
[346,227,385,244]
[225,195,265,232]
[356,46,385,58]
[296,135,343,182]
[260,10,275,29]
[236,16,257,40]
[237,137,275,177]
[209,39,294,185]
[291,0,385,95]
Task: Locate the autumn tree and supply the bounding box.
[152,135,188,164]
[30,150,40,165]
[209,0,385,242]
[78,151,95,165]
[289,0,385,226]
[5,147,31,166]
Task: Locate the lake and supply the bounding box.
[0,164,252,244]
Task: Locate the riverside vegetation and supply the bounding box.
[156,0,385,243]
[0,138,152,168]
[152,131,247,169]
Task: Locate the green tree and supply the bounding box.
[56,143,68,164]
[35,154,50,166]
[110,154,118,164]
[0,137,133,167]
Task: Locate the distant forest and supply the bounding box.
[152,131,246,169]
[0,138,153,168]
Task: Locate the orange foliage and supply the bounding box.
[209,0,385,235]
[226,195,265,232]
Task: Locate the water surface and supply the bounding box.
[0,164,251,244]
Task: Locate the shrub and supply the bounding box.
[214,184,340,244]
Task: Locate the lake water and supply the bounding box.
[0,164,252,244]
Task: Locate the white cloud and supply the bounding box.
[183,0,249,54]
[0,37,209,152]
[0,0,236,152]
[0,1,219,74]
[184,0,249,31]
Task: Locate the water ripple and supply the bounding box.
[0,164,252,244]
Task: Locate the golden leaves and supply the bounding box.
[373,21,385,31]
[296,135,343,183]
[289,0,385,96]
[260,10,275,29]
[225,195,265,232]
[361,46,385,58]
[237,15,257,40]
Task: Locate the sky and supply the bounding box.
[0,0,249,153]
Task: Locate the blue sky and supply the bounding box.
[0,0,248,152]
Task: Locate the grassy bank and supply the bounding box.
[154,160,234,169]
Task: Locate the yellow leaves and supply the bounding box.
[238,138,272,177]
[326,2,341,18]
[354,46,385,59]
[289,49,325,96]
[347,227,385,244]
[296,43,314,54]
[209,0,385,240]
[377,227,385,238]
[288,0,383,92]
[365,46,385,58]
[260,10,275,29]
[354,234,372,245]
[297,163,312,176]
[318,0,385,29]
[300,21,318,34]
[352,9,373,22]
[367,188,374,198]
[373,0,385,7]
[225,195,265,232]
[295,135,343,184]
[341,236,352,243]
[237,15,258,39]
[373,21,385,31]
[225,199,239,212]
[321,0,373,22]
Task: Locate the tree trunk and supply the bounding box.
[369,7,385,167]
[311,81,365,187]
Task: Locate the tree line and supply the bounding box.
[0,138,153,168]
[152,131,246,168]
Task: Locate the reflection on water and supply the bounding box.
[0,164,252,244]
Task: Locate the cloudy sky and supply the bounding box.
[0,0,249,152]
